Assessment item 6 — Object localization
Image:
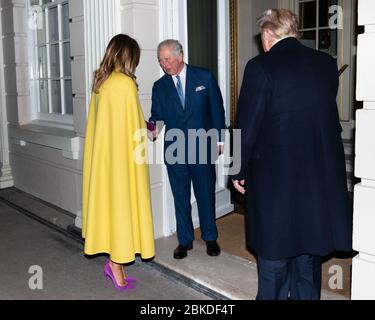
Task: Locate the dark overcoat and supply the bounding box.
[232,37,352,259]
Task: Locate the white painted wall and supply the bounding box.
[1,0,84,218]
[351,0,375,300]
[0,0,233,241]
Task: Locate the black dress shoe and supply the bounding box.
[206,241,221,256]
[173,244,193,259]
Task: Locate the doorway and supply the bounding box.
[158,0,233,236]
[207,0,355,300]
[187,0,218,81]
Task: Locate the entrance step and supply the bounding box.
[154,235,348,300]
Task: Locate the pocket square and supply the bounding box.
[195,86,206,92]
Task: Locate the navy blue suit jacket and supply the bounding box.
[232,37,352,259]
[150,65,225,165]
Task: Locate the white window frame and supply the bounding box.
[294,0,355,137]
[298,0,338,56]
[29,0,73,125]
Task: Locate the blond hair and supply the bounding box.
[92,34,140,94]
[257,9,300,40]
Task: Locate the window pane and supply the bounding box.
[39,81,49,113]
[32,1,71,119]
[51,80,62,113]
[65,80,73,115]
[299,1,317,29]
[38,46,48,79]
[300,30,316,50]
[50,44,60,77]
[62,3,70,39]
[48,7,59,42]
[63,42,71,77]
[36,12,46,45]
[319,30,337,57]
[319,0,339,28]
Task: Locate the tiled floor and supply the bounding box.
[195,212,354,299]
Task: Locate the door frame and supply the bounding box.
[159,0,234,234]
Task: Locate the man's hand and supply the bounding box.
[147,127,159,142]
[232,180,246,194]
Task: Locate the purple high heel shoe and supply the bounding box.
[104,261,135,291]
[105,259,137,283]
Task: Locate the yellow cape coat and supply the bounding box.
[82,71,155,263]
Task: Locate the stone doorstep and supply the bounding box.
[154,235,349,301]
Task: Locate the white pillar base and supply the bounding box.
[351,254,375,300]
[75,211,82,229]
[0,164,13,189]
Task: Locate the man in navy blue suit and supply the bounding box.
[150,39,225,259]
[231,9,352,300]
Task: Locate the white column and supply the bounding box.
[351,0,375,300]
[83,0,121,111]
[0,94,14,189]
[77,0,120,228]
[119,0,168,238]
[0,5,14,189]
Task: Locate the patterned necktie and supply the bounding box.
[176,75,185,109]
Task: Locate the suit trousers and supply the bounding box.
[166,163,218,246]
[256,254,322,300]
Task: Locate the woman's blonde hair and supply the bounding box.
[257,9,300,40]
[92,34,140,93]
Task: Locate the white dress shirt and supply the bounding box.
[172,63,224,147]
[172,64,187,96]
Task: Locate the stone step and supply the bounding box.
[154,235,349,300]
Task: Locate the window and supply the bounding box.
[296,0,354,128]
[299,0,338,57]
[30,0,72,122]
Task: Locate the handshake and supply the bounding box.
[146,121,158,142]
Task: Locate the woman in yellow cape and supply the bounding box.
[82,34,154,291]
